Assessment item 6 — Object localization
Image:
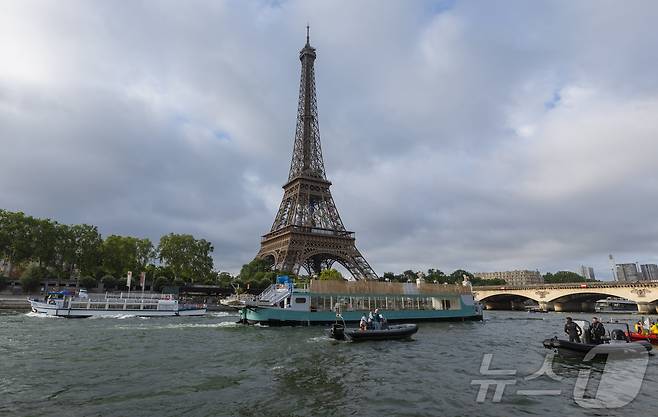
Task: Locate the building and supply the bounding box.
[579,265,596,280]
[640,264,658,281]
[616,263,640,282]
[474,270,544,286]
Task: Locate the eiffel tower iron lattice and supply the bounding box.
[256,28,378,280]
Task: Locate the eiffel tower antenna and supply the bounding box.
[256,30,378,280]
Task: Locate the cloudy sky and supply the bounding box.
[1,1,657,279]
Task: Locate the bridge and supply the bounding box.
[472,282,658,313]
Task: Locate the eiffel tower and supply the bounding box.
[256,28,377,280]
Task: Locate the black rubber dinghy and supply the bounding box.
[543,337,652,358]
[336,324,418,341]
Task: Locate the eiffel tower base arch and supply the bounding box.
[257,227,377,280]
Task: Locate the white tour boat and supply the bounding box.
[28,289,207,318]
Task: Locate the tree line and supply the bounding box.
[0,209,216,292]
[382,269,506,286]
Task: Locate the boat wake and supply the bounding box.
[209,311,237,318]
[24,312,62,319]
[87,314,139,320]
[114,321,242,330]
[307,335,331,343]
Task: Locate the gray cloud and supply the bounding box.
[1,1,657,278]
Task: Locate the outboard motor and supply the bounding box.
[610,329,627,342]
[330,323,345,340]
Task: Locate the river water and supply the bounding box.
[1,310,656,416]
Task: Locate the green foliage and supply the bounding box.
[319,268,344,281]
[79,275,97,289]
[154,276,172,292]
[102,235,153,278]
[382,272,396,281]
[239,258,273,280]
[20,265,46,293]
[158,233,214,283]
[238,258,278,288]
[0,208,220,288]
[101,274,118,290]
[544,271,592,283]
[471,277,506,286]
[450,269,474,280]
[71,224,103,276]
[0,211,36,271]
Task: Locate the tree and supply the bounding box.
[426,268,446,282]
[402,270,417,282]
[544,271,590,284]
[158,233,214,283]
[102,235,140,278]
[31,217,58,268]
[154,276,172,292]
[71,224,102,277]
[79,275,97,289]
[450,269,474,280]
[20,265,46,293]
[0,211,34,276]
[135,238,156,272]
[319,268,344,281]
[101,274,118,290]
[0,275,7,291]
[471,277,506,286]
[239,258,273,281]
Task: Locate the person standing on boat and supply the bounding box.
[564,317,582,343]
[590,317,606,344]
[373,308,382,330]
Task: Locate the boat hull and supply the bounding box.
[345,324,419,341]
[240,306,483,326]
[628,332,658,344]
[543,337,652,358]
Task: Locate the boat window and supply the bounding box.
[295,297,307,304]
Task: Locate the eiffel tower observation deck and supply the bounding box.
[256,28,378,280]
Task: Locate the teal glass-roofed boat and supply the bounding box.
[239,276,483,326]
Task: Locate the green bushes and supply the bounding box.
[101,275,118,290]
[20,265,46,293]
[78,275,97,289]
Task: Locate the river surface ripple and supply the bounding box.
[1,310,656,416]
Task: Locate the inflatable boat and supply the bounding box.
[543,321,652,358]
[330,323,418,341]
[627,332,658,344]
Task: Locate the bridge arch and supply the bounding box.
[478,293,540,310]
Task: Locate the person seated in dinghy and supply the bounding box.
[635,321,646,335]
[649,323,658,334]
[359,314,368,331]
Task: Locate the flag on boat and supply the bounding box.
[139,272,145,290]
[127,271,132,287]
